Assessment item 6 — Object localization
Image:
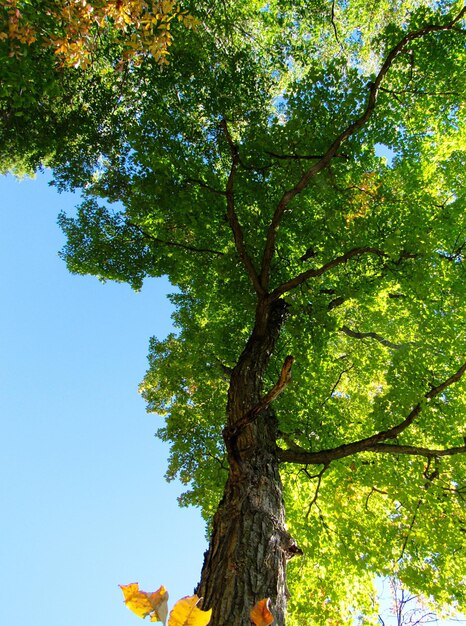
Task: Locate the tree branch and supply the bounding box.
[304,463,329,518]
[184,178,227,196]
[319,364,354,409]
[220,119,265,296]
[259,7,466,291]
[278,360,466,465]
[330,0,343,51]
[340,325,414,350]
[265,151,349,161]
[352,443,466,458]
[223,355,294,441]
[127,221,224,256]
[399,498,422,561]
[268,247,386,301]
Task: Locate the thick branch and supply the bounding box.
[268,247,386,301]
[368,444,466,457]
[220,119,265,296]
[224,355,294,441]
[259,7,466,290]
[278,360,466,465]
[128,221,224,256]
[279,440,466,465]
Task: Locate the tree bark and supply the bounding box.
[196,299,300,625]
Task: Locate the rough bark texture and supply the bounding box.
[196,299,300,626]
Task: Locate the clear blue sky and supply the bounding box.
[0,173,461,626]
[0,173,206,626]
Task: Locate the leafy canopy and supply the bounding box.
[0,0,197,174]
[3,0,466,623]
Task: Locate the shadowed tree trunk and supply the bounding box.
[196,299,301,625]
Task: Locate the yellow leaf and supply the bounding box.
[161,0,176,13]
[120,583,169,624]
[250,598,274,626]
[168,595,211,626]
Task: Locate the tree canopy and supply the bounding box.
[2,1,466,624]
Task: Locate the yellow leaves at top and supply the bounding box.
[120,583,169,623]
[250,598,275,626]
[168,595,212,626]
[1,1,36,52]
[0,0,199,67]
[159,0,176,14]
[120,585,211,626]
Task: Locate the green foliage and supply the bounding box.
[3,0,466,622]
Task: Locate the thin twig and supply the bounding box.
[184,178,227,196]
[365,486,388,512]
[398,499,422,562]
[265,150,348,161]
[340,325,415,350]
[331,0,344,52]
[305,463,329,518]
[319,365,354,408]
[127,221,224,256]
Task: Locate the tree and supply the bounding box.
[2,1,466,624]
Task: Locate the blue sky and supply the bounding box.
[1,172,461,626]
[0,173,206,626]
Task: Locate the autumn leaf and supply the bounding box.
[250,598,274,626]
[0,0,196,68]
[168,595,211,626]
[120,583,169,624]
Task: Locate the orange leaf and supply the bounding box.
[168,595,211,626]
[120,583,169,624]
[250,598,274,626]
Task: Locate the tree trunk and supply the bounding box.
[196,299,300,625]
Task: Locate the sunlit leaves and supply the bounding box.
[120,583,169,623]
[168,595,211,626]
[0,0,198,68]
[120,586,211,626]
